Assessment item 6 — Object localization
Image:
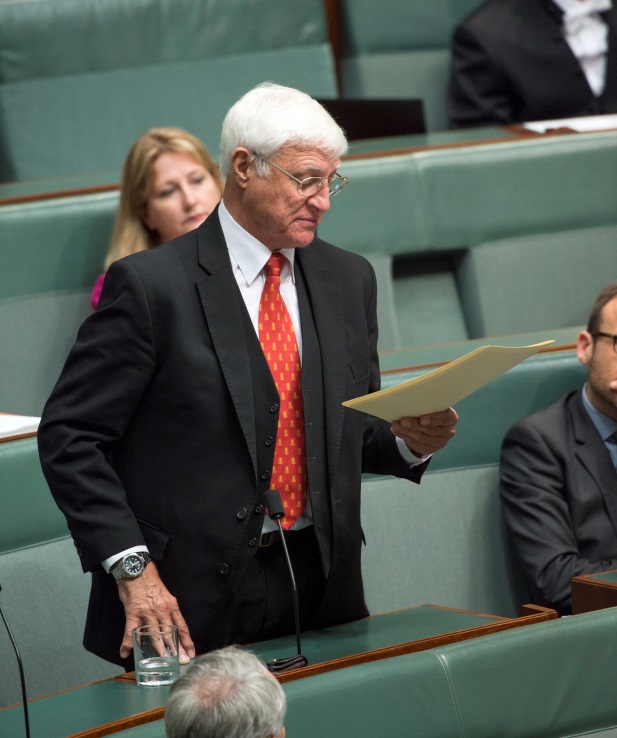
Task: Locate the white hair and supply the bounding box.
[165,646,286,738]
[219,82,348,178]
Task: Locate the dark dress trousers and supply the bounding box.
[500,389,617,614]
[448,0,617,127]
[38,209,424,667]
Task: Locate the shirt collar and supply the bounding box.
[218,200,296,287]
[552,0,612,18]
[581,383,617,442]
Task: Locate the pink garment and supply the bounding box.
[91,272,106,310]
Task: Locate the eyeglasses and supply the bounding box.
[253,154,349,197]
[592,331,617,353]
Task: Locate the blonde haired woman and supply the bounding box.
[92,127,223,308]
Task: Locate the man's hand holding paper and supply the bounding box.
[392,407,459,456]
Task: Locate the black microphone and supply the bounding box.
[263,489,308,674]
[0,584,31,738]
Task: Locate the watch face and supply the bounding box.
[123,554,143,576]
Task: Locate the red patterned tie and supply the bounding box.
[258,253,306,528]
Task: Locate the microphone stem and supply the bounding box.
[276,520,302,656]
[0,598,31,738]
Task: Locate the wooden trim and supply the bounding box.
[572,571,617,614]
[0,182,119,207]
[323,0,342,93]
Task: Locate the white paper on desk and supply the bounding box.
[342,341,554,422]
[0,413,40,440]
[523,114,617,133]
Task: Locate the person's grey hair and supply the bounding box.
[165,646,286,738]
[219,81,348,179]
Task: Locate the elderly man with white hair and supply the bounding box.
[38,82,458,670]
[165,646,286,738]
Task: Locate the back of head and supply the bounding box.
[165,646,286,738]
[219,81,348,179]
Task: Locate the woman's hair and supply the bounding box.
[104,127,223,270]
[219,82,348,180]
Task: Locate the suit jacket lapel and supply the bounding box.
[571,390,617,536]
[296,244,346,484]
[603,10,617,105]
[195,212,258,475]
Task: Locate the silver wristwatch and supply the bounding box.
[111,552,152,580]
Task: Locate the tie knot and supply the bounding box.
[264,252,285,278]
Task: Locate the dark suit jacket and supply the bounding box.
[500,389,617,614]
[38,209,424,666]
[448,0,617,127]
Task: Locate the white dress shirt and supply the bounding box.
[553,0,613,96]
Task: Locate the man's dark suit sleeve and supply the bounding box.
[500,420,617,613]
[448,23,515,128]
[38,259,156,572]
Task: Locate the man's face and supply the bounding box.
[240,145,339,251]
[577,297,617,420]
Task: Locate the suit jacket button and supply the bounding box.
[254,504,264,514]
[219,563,229,575]
[248,538,257,547]
[270,403,279,413]
[236,507,247,520]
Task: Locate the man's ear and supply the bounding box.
[577,330,593,366]
[230,147,252,188]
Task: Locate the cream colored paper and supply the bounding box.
[343,341,554,421]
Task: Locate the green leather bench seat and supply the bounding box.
[0,191,118,415]
[361,465,529,618]
[0,438,120,708]
[318,131,617,348]
[361,345,585,617]
[0,605,533,735]
[0,0,337,181]
[52,608,617,738]
[336,0,481,131]
[283,608,617,737]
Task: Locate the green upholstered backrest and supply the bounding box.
[361,465,528,617]
[0,192,117,415]
[458,225,617,337]
[0,438,120,708]
[320,131,617,345]
[285,649,463,737]
[323,132,617,253]
[0,0,337,181]
[282,608,617,738]
[429,609,617,737]
[336,0,480,131]
[418,131,617,247]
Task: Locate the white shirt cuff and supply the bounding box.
[102,545,150,573]
[396,436,431,467]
